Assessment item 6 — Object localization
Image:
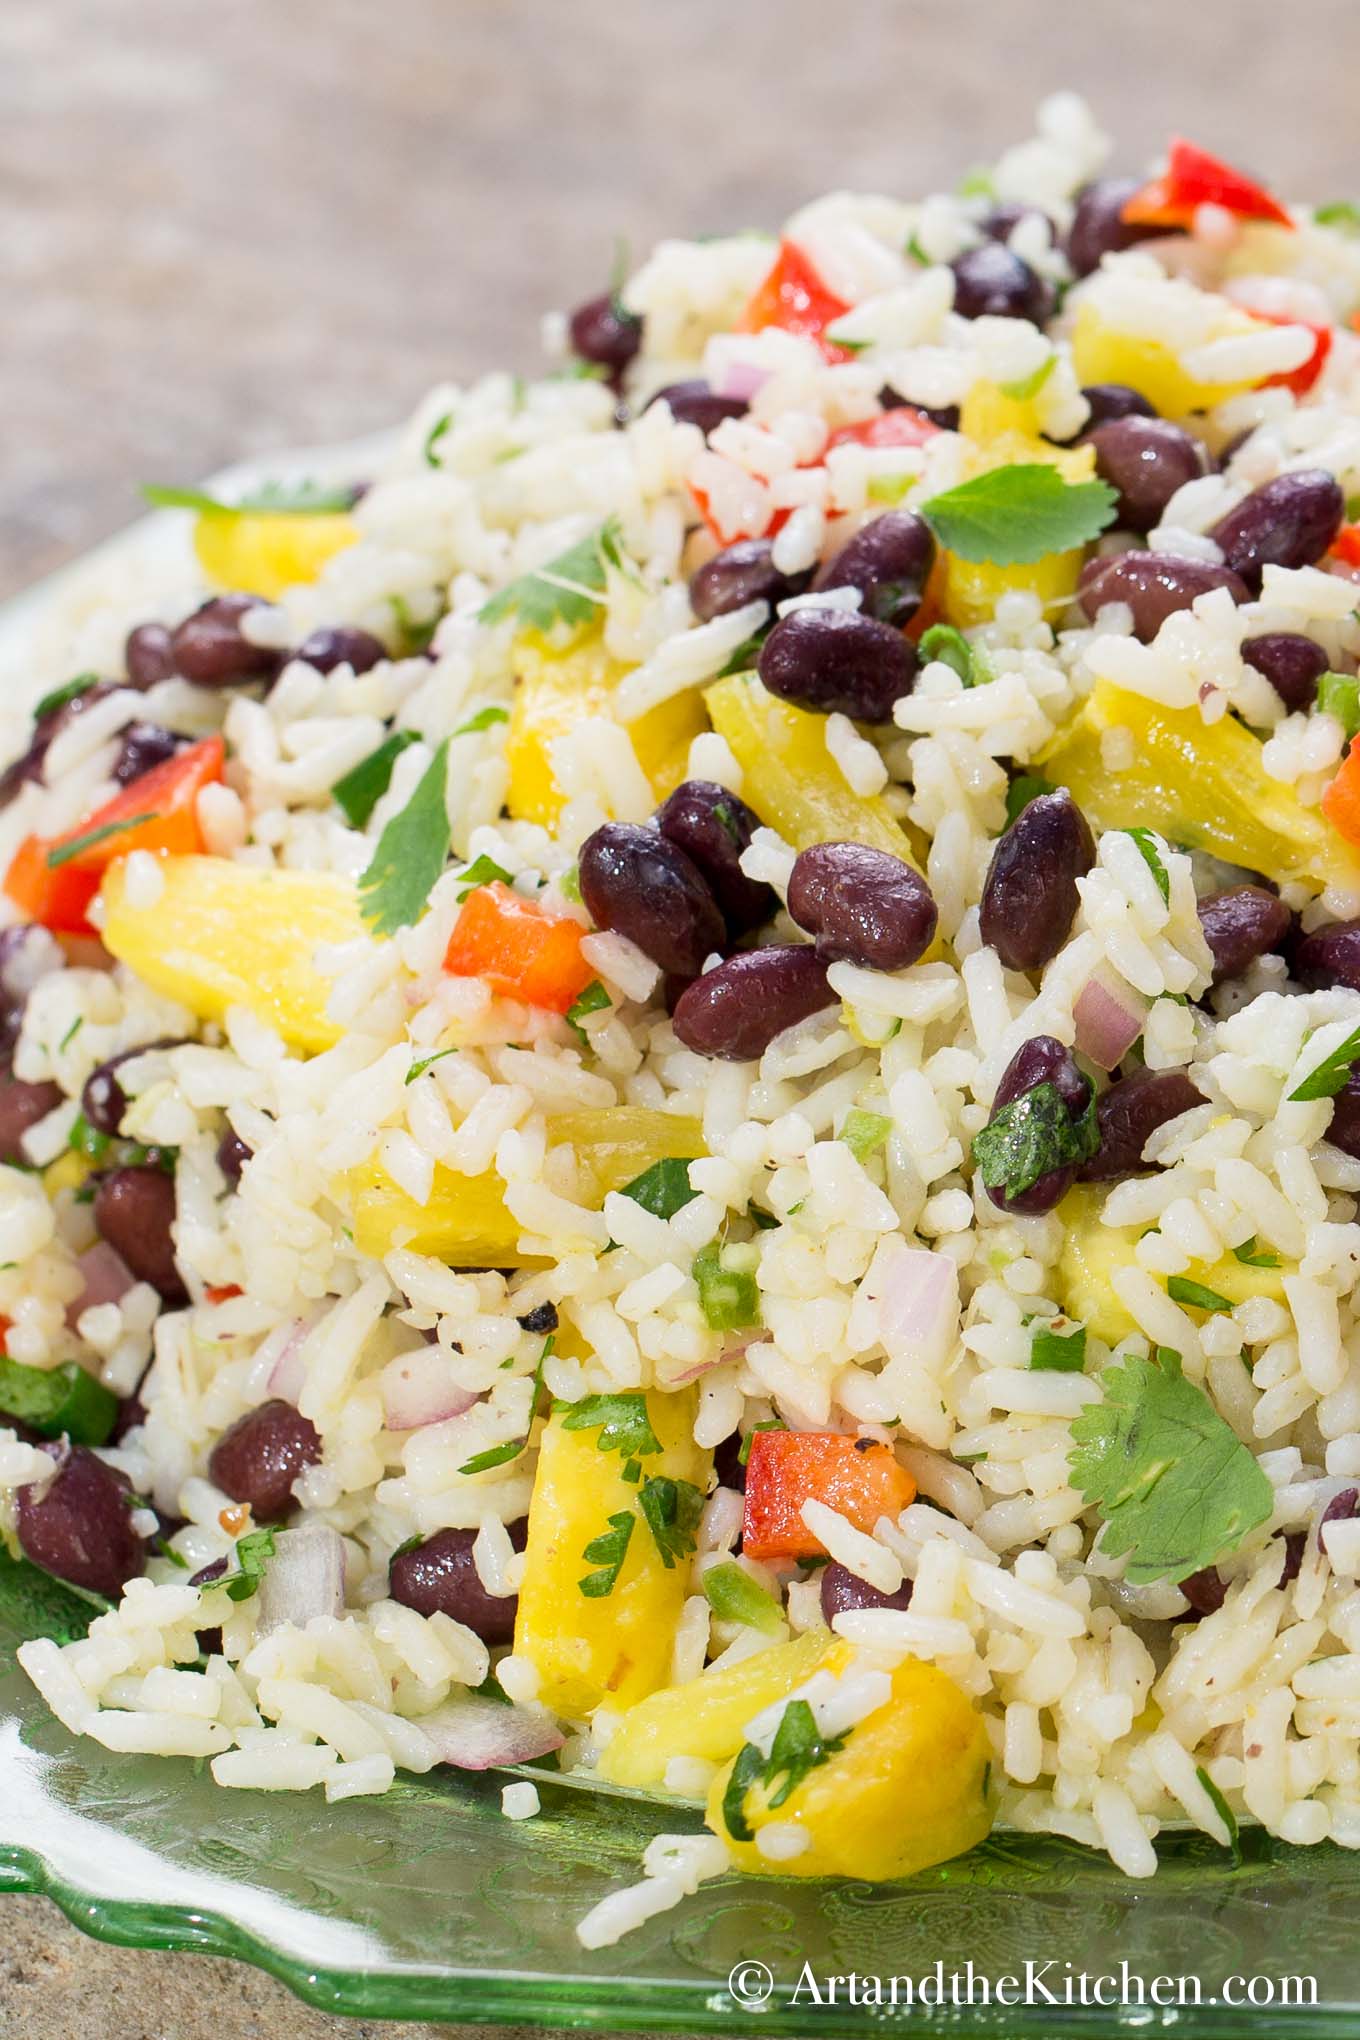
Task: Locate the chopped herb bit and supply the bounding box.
[1029,1320,1087,1373]
[454,852,514,901]
[917,623,979,686]
[331,731,420,828]
[702,1561,784,1635]
[716,631,768,678]
[720,1740,766,1842]
[1122,827,1171,903]
[1068,1345,1272,1584]
[458,1337,554,1475]
[210,1527,277,1603]
[358,740,451,936]
[57,1016,83,1053]
[920,463,1116,566]
[0,1356,119,1446]
[971,1081,1098,1202]
[637,1475,705,1568]
[390,1534,424,1562]
[33,674,98,724]
[565,979,611,1047]
[999,354,1057,403]
[453,704,510,738]
[578,1510,635,1598]
[423,411,453,466]
[480,521,621,635]
[620,1155,699,1220]
[693,1240,762,1332]
[143,480,355,516]
[1319,671,1360,740]
[405,1046,457,1086]
[1233,1236,1281,1270]
[958,167,997,199]
[1167,1275,1233,1314]
[1289,1021,1360,1102]
[1004,772,1054,827]
[1316,201,1360,235]
[738,1418,786,1467]
[560,1392,661,1482]
[764,1697,847,1809]
[388,592,442,656]
[905,230,930,265]
[746,1202,779,1231]
[1195,1765,1243,1865]
[47,813,157,869]
[840,1108,893,1161]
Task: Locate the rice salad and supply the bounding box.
[9,97,1360,1941]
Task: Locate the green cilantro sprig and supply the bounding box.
[143,480,355,516]
[332,731,420,828]
[480,521,622,634]
[559,1391,661,1484]
[619,1156,699,1220]
[1290,1022,1360,1102]
[454,853,514,901]
[638,1475,705,1568]
[1029,1320,1087,1373]
[1122,828,1171,904]
[578,1511,634,1598]
[358,739,451,935]
[919,464,1117,567]
[458,1337,554,1476]
[971,1082,1098,1203]
[208,1528,277,1602]
[722,1698,847,1841]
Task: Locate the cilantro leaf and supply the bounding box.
[917,624,979,687]
[33,674,98,724]
[920,464,1117,566]
[479,522,621,634]
[1122,827,1171,904]
[1166,1275,1233,1314]
[578,1510,634,1597]
[331,731,420,828]
[763,1697,847,1809]
[971,1081,1098,1201]
[454,852,514,901]
[637,1475,705,1568]
[453,704,510,738]
[702,1560,784,1635]
[1004,772,1054,826]
[559,1392,662,1478]
[1029,1320,1087,1372]
[358,740,451,936]
[620,1156,699,1220]
[143,480,354,516]
[1233,1236,1280,1270]
[1195,1765,1243,1864]
[457,1336,553,1476]
[209,1528,277,1602]
[565,979,611,1047]
[47,813,157,869]
[1067,1346,1273,1584]
[1290,1022,1360,1102]
[840,1108,892,1161]
[721,1741,766,1841]
[999,355,1057,403]
[693,1241,762,1332]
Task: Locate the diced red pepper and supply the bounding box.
[736,240,852,362]
[689,482,794,549]
[3,734,225,935]
[1122,139,1293,231]
[741,1428,917,1561]
[1323,744,1360,849]
[203,1284,244,1305]
[1331,524,1360,570]
[829,408,942,451]
[443,881,594,1015]
[1251,309,1334,397]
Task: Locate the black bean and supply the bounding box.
[1278,1529,1306,1586]
[879,389,961,431]
[1197,886,1292,984]
[170,595,281,688]
[112,722,187,787]
[787,841,937,970]
[82,1036,185,1137]
[516,1300,558,1335]
[295,626,388,676]
[1080,383,1158,429]
[1181,1566,1225,1617]
[820,1559,913,1623]
[1079,1068,1204,1183]
[208,1400,323,1522]
[1209,470,1345,592]
[1089,417,1206,534]
[578,822,726,979]
[950,243,1054,324]
[689,538,802,623]
[0,1073,62,1166]
[647,380,749,434]
[1293,917,1360,994]
[125,622,177,689]
[979,790,1095,972]
[672,946,835,1061]
[980,202,1052,243]
[758,606,918,722]
[389,1521,527,1645]
[17,1443,145,1599]
[567,291,642,377]
[216,1127,252,1186]
[1324,1064,1360,1157]
[0,682,120,812]
[655,780,774,937]
[983,1035,1092,1216]
[92,1166,186,1304]
[1241,632,1329,713]
[1067,177,1168,278]
[811,511,936,626]
[712,1430,746,1494]
[1079,552,1249,640]
[1321,1488,1359,1531]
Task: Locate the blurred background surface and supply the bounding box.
[5,0,1360,601]
[4,0,1360,2032]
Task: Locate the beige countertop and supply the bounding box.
[6,0,1360,2032]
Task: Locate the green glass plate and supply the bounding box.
[6,483,1360,2036]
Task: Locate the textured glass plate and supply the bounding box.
[5,490,1360,2036]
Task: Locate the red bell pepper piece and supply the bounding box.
[1252,309,1333,397]
[3,734,225,935]
[830,408,942,451]
[741,1428,917,1560]
[444,881,595,1015]
[1331,524,1360,570]
[1324,743,1360,849]
[1122,139,1292,231]
[736,240,851,361]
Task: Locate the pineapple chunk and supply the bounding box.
[101,855,363,1054]
[1037,681,1360,896]
[193,509,359,602]
[1059,1183,1289,1344]
[345,1108,703,1264]
[597,1632,837,1788]
[1071,299,1271,420]
[706,1655,993,1880]
[514,1388,711,1717]
[944,411,1097,629]
[506,633,704,828]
